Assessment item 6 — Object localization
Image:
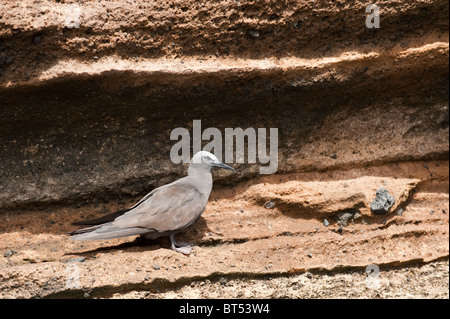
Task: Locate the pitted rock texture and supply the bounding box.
[0,161,448,298]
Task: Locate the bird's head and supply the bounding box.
[189,151,235,173]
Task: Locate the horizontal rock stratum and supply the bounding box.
[0,0,448,298]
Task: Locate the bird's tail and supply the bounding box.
[69,223,149,241]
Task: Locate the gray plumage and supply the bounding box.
[70,151,234,254]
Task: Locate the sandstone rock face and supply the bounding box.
[0,1,448,298]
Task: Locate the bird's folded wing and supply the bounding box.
[112,184,206,233]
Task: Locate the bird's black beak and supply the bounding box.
[213,162,235,171]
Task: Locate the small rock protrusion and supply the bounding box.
[219,277,228,285]
[4,250,16,258]
[264,201,275,209]
[336,211,356,227]
[248,30,260,38]
[66,257,86,263]
[293,21,302,28]
[153,264,161,270]
[323,219,330,227]
[370,187,395,215]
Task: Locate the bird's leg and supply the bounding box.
[170,234,194,255]
[170,233,194,247]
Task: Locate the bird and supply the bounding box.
[69,151,235,255]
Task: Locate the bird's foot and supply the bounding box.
[172,245,193,255]
[175,241,194,247]
[170,234,194,255]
